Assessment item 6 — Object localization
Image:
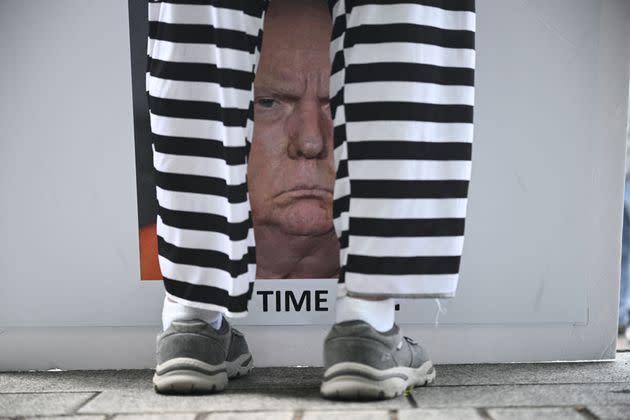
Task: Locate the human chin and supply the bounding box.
[273,199,333,236]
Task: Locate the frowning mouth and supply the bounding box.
[278,185,333,199]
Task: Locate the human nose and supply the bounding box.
[287,99,330,160]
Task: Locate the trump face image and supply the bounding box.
[248,0,339,279]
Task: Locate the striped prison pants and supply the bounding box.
[147,0,476,317]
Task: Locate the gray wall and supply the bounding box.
[1,0,629,368]
[0,0,144,327]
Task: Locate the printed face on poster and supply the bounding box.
[138,2,337,280]
[133,0,346,324]
[128,0,591,328]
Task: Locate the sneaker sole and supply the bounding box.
[226,352,254,379]
[153,357,228,394]
[320,361,435,400]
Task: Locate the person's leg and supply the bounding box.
[323,0,475,400]
[332,0,475,298]
[619,175,630,331]
[147,0,267,393]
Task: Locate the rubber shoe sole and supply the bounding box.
[153,352,254,394]
[153,357,228,394]
[320,360,436,400]
[226,353,254,379]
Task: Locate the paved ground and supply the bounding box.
[1,346,630,419]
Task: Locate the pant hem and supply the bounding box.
[165,291,249,319]
[344,273,459,298]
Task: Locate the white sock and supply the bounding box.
[162,296,223,331]
[335,295,395,333]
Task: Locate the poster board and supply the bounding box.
[1,0,628,369]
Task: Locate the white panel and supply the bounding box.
[0,0,629,368]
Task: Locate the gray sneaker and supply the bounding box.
[321,321,435,400]
[153,319,253,394]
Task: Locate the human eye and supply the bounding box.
[255,97,277,109]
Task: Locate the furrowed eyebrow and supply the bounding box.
[255,73,329,101]
[255,78,303,99]
[269,88,302,102]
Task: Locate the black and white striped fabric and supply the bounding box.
[147,0,475,316]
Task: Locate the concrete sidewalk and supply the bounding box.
[1,351,630,419]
